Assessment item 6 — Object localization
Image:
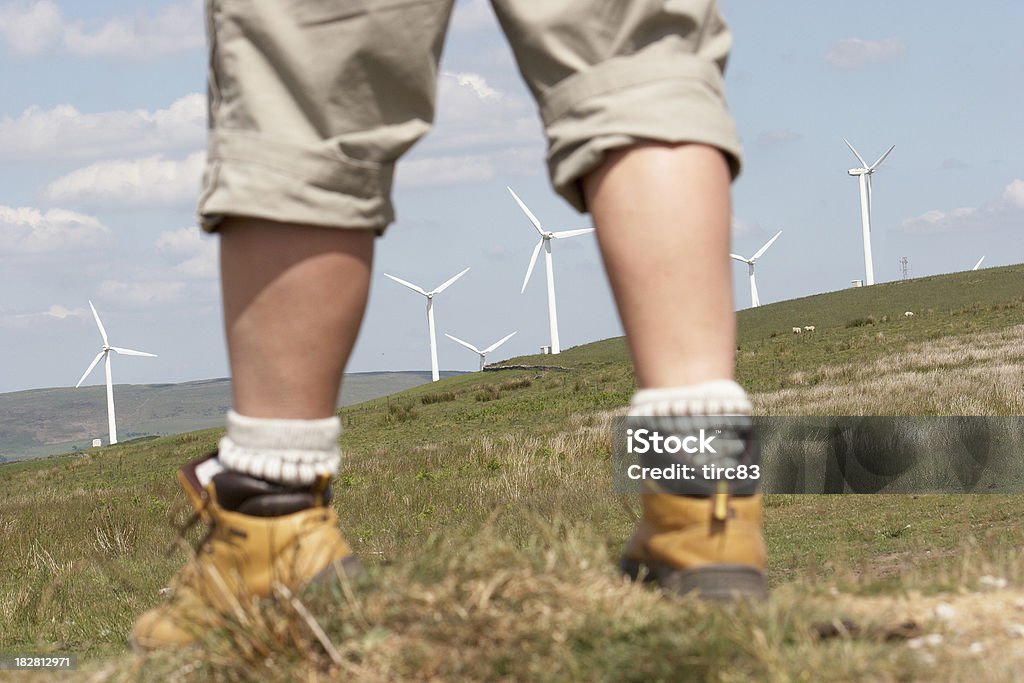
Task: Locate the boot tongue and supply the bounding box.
[212,470,331,517]
[176,451,223,514]
[194,456,225,487]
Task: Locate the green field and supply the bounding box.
[2,265,1023,681]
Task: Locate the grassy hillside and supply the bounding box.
[0,371,459,461]
[2,265,1023,681]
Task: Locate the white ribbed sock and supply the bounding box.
[628,379,752,417]
[217,410,341,485]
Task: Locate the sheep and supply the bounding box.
[904,311,915,318]
[792,327,802,334]
[803,325,816,332]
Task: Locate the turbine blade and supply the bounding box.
[551,228,594,239]
[751,230,783,261]
[110,346,157,357]
[729,253,750,263]
[432,267,470,295]
[444,333,480,354]
[844,138,868,168]
[482,331,517,354]
[507,186,544,235]
[972,256,985,271]
[521,240,543,294]
[383,273,428,296]
[869,144,895,171]
[76,351,105,388]
[89,300,109,346]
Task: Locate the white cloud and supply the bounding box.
[96,280,187,307]
[901,207,977,231]
[406,72,542,191]
[0,0,61,56]
[825,38,907,70]
[0,205,109,253]
[0,304,90,329]
[0,93,205,161]
[157,227,217,279]
[43,151,205,207]
[1003,179,1024,209]
[901,178,1024,232]
[423,72,540,152]
[0,0,203,59]
[64,0,203,58]
[731,217,759,239]
[449,72,501,100]
[0,94,205,162]
[43,303,87,320]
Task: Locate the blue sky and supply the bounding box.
[1,0,1022,393]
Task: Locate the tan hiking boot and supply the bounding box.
[619,414,767,600]
[621,488,767,600]
[130,453,360,650]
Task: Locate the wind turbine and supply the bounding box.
[972,256,985,271]
[75,301,157,445]
[845,139,895,286]
[445,331,517,371]
[730,230,782,308]
[384,267,470,382]
[508,187,594,354]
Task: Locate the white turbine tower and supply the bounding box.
[845,139,895,286]
[730,230,782,308]
[75,301,157,445]
[508,187,594,355]
[384,267,470,382]
[445,331,517,371]
[972,256,985,271]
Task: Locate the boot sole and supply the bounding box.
[621,557,767,601]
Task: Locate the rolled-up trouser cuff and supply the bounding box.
[540,54,743,213]
[198,130,395,233]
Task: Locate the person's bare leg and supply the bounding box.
[582,143,735,389]
[589,143,767,600]
[219,217,374,419]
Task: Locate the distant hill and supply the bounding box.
[0,371,461,461]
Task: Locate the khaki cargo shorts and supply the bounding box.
[199,0,742,233]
